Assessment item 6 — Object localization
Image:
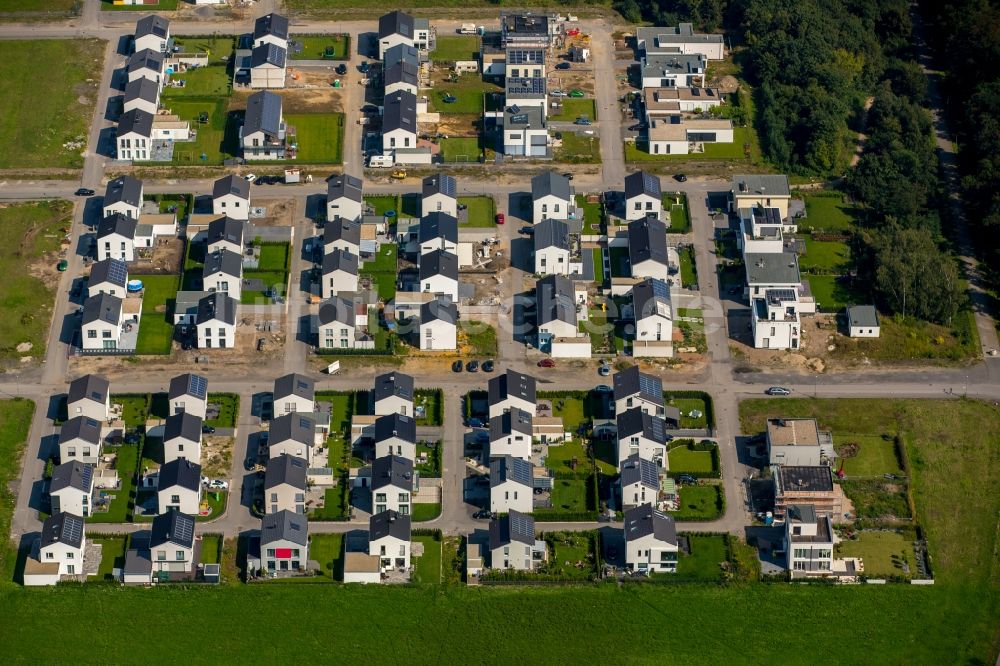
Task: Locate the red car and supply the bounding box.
[496,212,505,225]
[537,358,556,368]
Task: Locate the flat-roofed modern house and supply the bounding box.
[500,13,552,49]
[502,104,549,157]
[784,504,835,578]
[847,305,880,338]
[774,465,846,519]
[639,53,706,89]
[766,418,834,467]
[730,174,792,219]
[636,23,725,60]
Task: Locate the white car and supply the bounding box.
[550,90,566,97]
[244,173,257,183]
[208,479,229,490]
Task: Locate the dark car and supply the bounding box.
[202,425,216,434]
[443,95,458,104]
[359,61,370,73]
[452,359,463,372]
[537,358,556,368]
[244,457,257,471]
[562,172,574,180]
[574,116,592,126]
[727,286,742,295]
[335,63,348,75]
[556,61,571,70]
[467,418,484,428]
[466,360,479,372]
[74,188,95,196]
[766,386,792,396]
[519,226,534,235]
[473,508,492,520]
[482,360,494,373]
[674,173,688,182]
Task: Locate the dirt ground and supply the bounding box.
[202,436,234,478]
[231,83,344,113]
[251,198,299,226]
[549,70,595,95]
[729,313,870,374]
[131,237,185,275]
[433,116,479,137]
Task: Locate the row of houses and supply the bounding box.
[377,12,433,166]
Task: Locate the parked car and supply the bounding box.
[335,63,348,75]
[674,173,687,182]
[244,173,257,183]
[595,384,612,393]
[574,116,592,126]
[568,89,584,98]
[482,360,495,372]
[537,358,556,368]
[550,89,566,97]
[556,61,571,70]
[208,479,229,490]
[473,508,492,520]
[562,172,574,180]
[466,360,479,372]
[495,212,505,225]
[598,363,610,376]
[452,359,463,372]
[202,425,216,434]
[766,386,792,396]
[56,260,68,272]
[519,225,534,235]
[467,418,484,428]
[443,95,458,104]
[74,188,94,196]
[359,61,370,73]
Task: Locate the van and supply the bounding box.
[459,23,476,34]
[368,155,394,168]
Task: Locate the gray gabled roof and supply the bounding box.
[124,77,159,105]
[631,278,672,322]
[98,213,138,241]
[203,248,243,279]
[81,292,122,327]
[317,295,355,328]
[489,510,534,549]
[732,174,790,198]
[324,219,361,248]
[251,43,286,68]
[370,509,410,542]
[419,212,458,245]
[379,10,414,40]
[327,174,363,204]
[422,174,457,199]
[158,458,201,492]
[847,305,879,328]
[384,61,419,88]
[208,217,245,248]
[371,454,414,491]
[616,407,670,445]
[536,274,576,326]
[374,412,416,444]
[49,460,94,494]
[322,248,359,276]
[67,374,110,407]
[254,12,289,41]
[531,171,571,201]
[382,90,417,134]
[744,252,800,286]
[421,298,457,325]
[151,509,195,549]
[168,373,208,401]
[163,412,202,444]
[268,412,316,446]
[40,512,85,549]
[118,108,154,138]
[620,453,658,490]
[533,218,570,252]
[373,372,414,404]
[135,14,169,39]
[384,44,419,68]
[273,373,314,402]
[89,258,128,289]
[128,48,164,74]
[195,291,237,326]
[613,365,664,405]
[489,408,533,441]
[488,370,536,406]
[624,503,676,544]
[244,90,282,137]
[625,171,662,199]
[261,509,309,546]
[628,218,669,268]
[59,416,102,445]
[213,175,251,200]
[419,249,458,282]
[490,455,532,488]
[264,453,307,491]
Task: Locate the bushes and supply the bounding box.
[666,439,721,479]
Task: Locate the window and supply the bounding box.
[294,493,305,502]
[87,330,97,339]
[375,493,386,503]
[270,493,277,502]
[157,550,166,561]
[266,549,275,557]
[171,495,180,503]
[45,552,54,560]
[399,493,409,503]
[176,550,184,560]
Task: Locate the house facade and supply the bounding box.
[88,259,129,300]
[80,292,127,352]
[58,416,103,465]
[631,278,673,357]
[374,413,417,460]
[533,218,570,275]
[259,510,309,574]
[67,374,111,422]
[326,175,364,223]
[490,455,534,514]
[373,372,415,417]
[785,504,834,578]
[419,298,458,351]
[489,510,543,571]
[156,459,202,515]
[168,373,209,420]
[419,250,459,302]
[322,249,360,300]
[268,412,318,463]
[273,373,316,415]
[531,171,573,223]
[624,503,678,573]
[38,513,86,577]
[212,175,251,221]
[97,214,137,262]
[162,412,203,463]
[195,292,237,349]
[624,171,663,221]
[150,510,196,573]
[369,510,411,571]
[371,455,415,515]
[616,408,670,468]
[488,370,536,418]
[488,409,533,460]
[264,454,308,514]
[421,175,458,217]
[49,461,94,518]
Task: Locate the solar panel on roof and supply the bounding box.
[438,176,456,197]
[510,511,532,539]
[642,173,660,194]
[650,279,670,300]
[507,78,545,95]
[648,416,665,441]
[63,516,83,544]
[106,260,127,286]
[510,113,528,124]
[299,417,311,429]
[638,373,660,398]
[639,459,658,487]
[188,374,208,399]
[174,515,194,543]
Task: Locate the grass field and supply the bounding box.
[412,536,442,584]
[200,535,222,565]
[592,248,605,284]
[459,321,497,356]
[548,98,596,122]
[665,193,691,233]
[0,0,76,14]
[290,34,350,61]
[439,137,481,163]
[838,434,904,477]
[676,534,727,581]
[0,399,34,580]
[430,35,479,63]
[678,246,698,289]
[806,274,863,313]
[836,530,916,578]
[800,237,850,274]
[170,37,234,64]
[166,98,239,165]
[427,75,498,114]
[670,485,723,520]
[205,393,238,429]
[93,536,128,581]
[801,192,857,232]
[0,201,71,362]
[87,443,138,523]
[549,478,589,513]
[667,447,715,474]
[135,274,179,355]
[163,65,231,98]
[626,127,755,162]
[412,503,441,522]
[310,534,343,578]
[458,196,495,227]
[363,196,397,217]
[831,312,980,363]
[0,40,103,168]
[555,132,600,164]
[286,113,344,164]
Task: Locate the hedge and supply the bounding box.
[533,511,599,522]
[663,390,716,428]
[666,438,722,479]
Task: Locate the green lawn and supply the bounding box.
[439,137,481,163]
[592,248,605,285]
[309,534,343,578]
[412,535,442,584]
[170,37,235,65]
[555,132,600,164]
[669,485,723,520]
[548,98,596,122]
[200,535,222,565]
[412,503,441,522]
[290,34,350,61]
[800,237,849,274]
[0,201,71,362]
[576,195,603,233]
[678,246,698,289]
[111,394,149,428]
[458,196,495,227]
[664,394,710,429]
[430,35,479,62]
[0,40,103,169]
[546,532,596,580]
[165,98,239,165]
[310,486,349,520]
[545,439,590,474]
[414,389,442,426]
[0,0,76,14]
[625,127,755,162]
[242,268,288,305]
[427,75,499,114]
[801,192,857,232]
[87,444,139,523]
[93,536,129,581]
[676,534,728,581]
[836,530,917,578]
[363,196,398,217]
[664,194,691,234]
[459,321,497,356]
[831,312,980,364]
[546,396,588,434]
[667,447,716,474]
[806,275,864,313]
[258,243,290,272]
[146,194,191,223]
[0,399,34,580]
[205,394,238,429]
[838,434,904,477]
[286,113,344,164]
[548,478,589,513]
[163,65,231,98]
[135,274,180,355]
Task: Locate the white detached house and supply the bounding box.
[369,509,411,572]
[490,455,534,514]
[212,175,251,221]
[530,171,573,223]
[624,503,678,573]
[38,512,86,577]
[66,374,111,422]
[419,298,458,351]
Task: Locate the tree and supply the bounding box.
[870,226,964,323]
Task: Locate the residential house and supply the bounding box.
[619,454,660,510]
[488,408,533,460]
[640,53,706,89]
[530,171,572,223]
[635,23,725,60]
[500,13,552,49]
[253,13,289,49]
[87,259,128,299]
[381,90,418,154]
[384,60,419,96]
[490,455,534,514]
[49,461,94,518]
[489,510,544,570]
[784,504,834,578]
[326,175,364,223]
[273,373,316,415]
[168,373,209,420]
[374,413,417,460]
[506,77,547,112]
[419,298,457,351]
[150,510,196,573]
[631,278,673,357]
[66,374,111,422]
[613,366,665,418]
[134,15,170,53]
[502,104,548,157]
[156,458,202,515]
[505,48,545,78]
[419,212,459,255]
[644,117,733,155]
[242,90,287,160]
[97,214,137,262]
[207,217,245,256]
[383,43,419,69]
[317,296,365,350]
[488,370,536,418]
[373,372,415,416]
[774,465,846,519]
[250,43,287,89]
[371,455,415,515]
[321,249,360,299]
[195,291,237,349]
[642,86,722,120]
[38,512,86,577]
[115,108,154,162]
[268,412,318,463]
[419,249,459,302]
[80,293,126,352]
[752,288,802,350]
[103,176,143,220]
[212,175,251,220]
[766,418,835,467]
[744,251,801,300]
[730,174,792,219]
[623,503,678,573]
[533,218,570,275]
[162,412,203,464]
[378,10,416,59]
[628,218,670,281]
[616,408,670,468]
[58,416,102,465]
[737,206,787,254]
[128,48,165,89]
[624,171,663,221]
[535,273,580,340]
[847,305,880,338]
[369,509,411,571]
[264,454,307,514]
[202,249,243,301]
